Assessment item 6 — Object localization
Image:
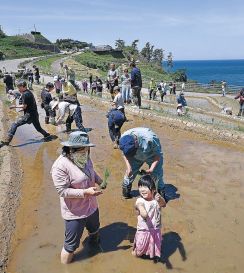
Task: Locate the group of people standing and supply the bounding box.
[106,62,142,108]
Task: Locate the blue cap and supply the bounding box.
[119,135,137,156]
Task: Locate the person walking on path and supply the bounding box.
[50,100,86,132]
[119,127,166,201]
[235,88,244,117]
[132,174,166,262]
[3,72,14,93]
[130,62,142,108]
[41,82,56,124]
[0,80,51,147]
[51,131,104,264]
[121,68,131,104]
[106,107,125,149]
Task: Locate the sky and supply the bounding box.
[1,0,244,60]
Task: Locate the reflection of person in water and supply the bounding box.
[161,232,187,269]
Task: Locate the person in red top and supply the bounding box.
[235,88,244,116]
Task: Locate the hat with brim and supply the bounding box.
[50,100,59,110]
[119,135,137,157]
[61,131,95,148]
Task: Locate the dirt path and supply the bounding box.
[0,58,37,72]
[5,94,244,273]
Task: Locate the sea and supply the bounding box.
[165,59,244,87]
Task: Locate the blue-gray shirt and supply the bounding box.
[121,127,162,161]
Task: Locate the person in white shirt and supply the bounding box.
[50,100,86,132]
[113,86,127,121]
[107,63,119,99]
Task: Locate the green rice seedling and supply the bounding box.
[100,168,110,189]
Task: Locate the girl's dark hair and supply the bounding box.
[138,174,156,192]
[62,146,70,156]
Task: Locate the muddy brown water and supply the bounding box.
[6,102,244,273]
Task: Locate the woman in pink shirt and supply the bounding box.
[51,131,104,264]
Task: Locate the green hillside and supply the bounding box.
[0,35,56,59]
[74,51,171,83]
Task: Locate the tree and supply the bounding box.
[140,42,154,62]
[131,39,139,52]
[172,69,187,82]
[115,39,125,50]
[167,52,173,70]
[152,48,164,65]
[0,26,6,38]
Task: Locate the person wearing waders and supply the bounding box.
[50,100,86,132]
[41,82,56,124]
[119,127,167,202]
[0,80,51,147]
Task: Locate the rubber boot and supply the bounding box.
[45,117,49,124]
[66,124,72,132]
[237,110,242,117]
[122,185,132,199]
[50,117,56,125]
[89,232,100,246]
[113,141,118,149]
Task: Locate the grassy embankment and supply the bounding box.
[0,36,55,59]
[34,55,65,74]
[74,51,172,84]
[33,51,172,84]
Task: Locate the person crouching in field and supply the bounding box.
[106,106,125,149]
[50,100,86,132]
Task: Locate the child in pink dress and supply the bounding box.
[132,174,166,262]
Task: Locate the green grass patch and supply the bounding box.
[74,51,172,84]
[34,55,65,74]
[0,36,55,59]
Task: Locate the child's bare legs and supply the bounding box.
[61,247,74,264]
